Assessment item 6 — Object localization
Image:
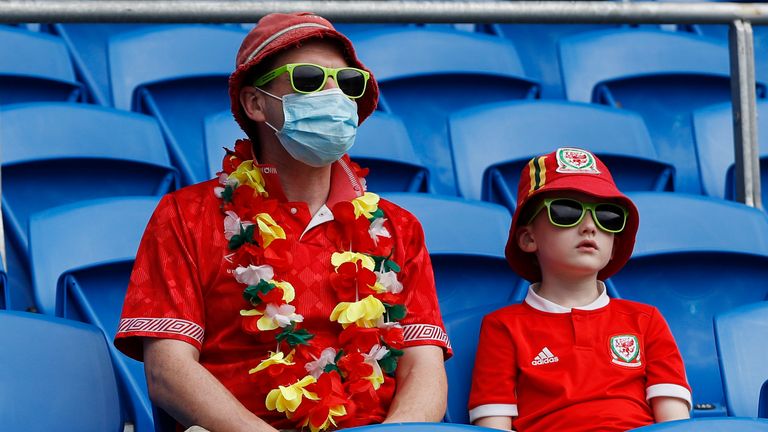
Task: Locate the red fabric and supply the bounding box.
[468,298,690,432]
[504,148,640,282]
[114,157,449,428]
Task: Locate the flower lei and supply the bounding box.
[215,140,407,431]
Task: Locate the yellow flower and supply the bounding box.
[351,192,380,219]
[302,405,347,432]
[249,351,295,374]
[230,161,267,195]
[271,280,296,303]
[265,375,318,414]
[330,295,386,328]
[255,213,285,248]
[331,252,375,271]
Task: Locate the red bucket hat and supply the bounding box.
[228,12,379,136]
[505,147,639,282]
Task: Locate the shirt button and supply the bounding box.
[290,207,297,215]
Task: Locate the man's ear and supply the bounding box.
[240,86,267,122]
[517,226,538,253]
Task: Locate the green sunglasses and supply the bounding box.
[253,62,370,99]
[527,198,628,233]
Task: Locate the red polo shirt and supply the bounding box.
[469,283,691,432]
[115,156,451,428]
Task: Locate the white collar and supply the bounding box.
[524,281,610,313]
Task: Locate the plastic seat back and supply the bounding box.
[0,103,176,260]
[714,302,768,417]
[611,192,768,416]
[204,110,432,192]
[0,259,6,309]
[382,193,521,314]
[443,303,509,424]
[27,196,160,432]
[449,100,674,211]
[109,25,248,184]
[692,101,768,203]
[0,26,82,104]
[0,311,123,432]
[630,417,768,431]
[353,28,539,195]
[560,29,754,194]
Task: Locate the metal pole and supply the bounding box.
[4,1,768,24]
[729,20,762,208]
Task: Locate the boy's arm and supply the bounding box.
[651,396,690,422]
[475,416,514,431]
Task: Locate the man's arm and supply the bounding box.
[383,345,447,423]
[651,397,690,423]
[143,338,279,432]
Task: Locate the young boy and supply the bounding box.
[468,148,692,431]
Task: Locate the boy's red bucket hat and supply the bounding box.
[505,147,640,282]
[228,12,379,135]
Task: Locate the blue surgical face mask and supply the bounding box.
[257,87,359,167]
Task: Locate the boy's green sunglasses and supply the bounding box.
[252,62,370,99]
[527,198,628,233]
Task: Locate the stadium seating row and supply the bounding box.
[2,24,767,199]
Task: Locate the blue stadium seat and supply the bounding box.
[204,110,433,192]
[0,26,82,104]
[108,25,248,185]
[27,196,160,432]
[0,310,123,432]
[352,28,540,195]
[449,101,674,211]
[692,101,768,203]
[630,417,768,431]
[0,103,175,319]
[559,29,763,194]
[714,301,768,417]
[0,258,6,309]
[382,193,521,314]
[442,303,508,425]
[611,192,768,416]
[345,422,501,431]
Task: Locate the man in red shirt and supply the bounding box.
[115,13,450,432]
[469,148,691,431]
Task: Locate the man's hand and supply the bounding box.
[143,338,279,432]
[383,345,447,423]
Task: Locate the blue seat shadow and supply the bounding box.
[0,259,6,309]
[449,100,674,212]
[352,28,540,195]
[204,110,434,193]
[559,29,764,194]
[443,302,510,425]
[0,26,82,104]
[28,196,161,432]
[0,310,124,432]
[610,192,768,416]
[0,102,177,309]
[692,101,768,204]
[108,25,248,185]
[382,193,522,315]
[714,301,768,417]
[630,417,768,431]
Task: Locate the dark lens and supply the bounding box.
[291,64,326,92]
[336,68,366,97]
[595,204,626,232]
[548,199,584,226]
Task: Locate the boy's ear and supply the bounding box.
[517,226,538,253]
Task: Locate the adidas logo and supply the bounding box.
[531,347,559,366]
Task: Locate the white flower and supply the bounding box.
[219,172,239,187]
[368,217,391,245]
[223,210,253,240]
[305,347,337,378]
[214,186,225,198]
[376,270,403,294]
[363,345,389,389]
[264,303,304,328]
[234,264,274,286]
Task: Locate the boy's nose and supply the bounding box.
[579,211,598,234]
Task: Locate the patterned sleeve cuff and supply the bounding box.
[117,317,204,348]
[469,403,518,423]
[646,383,693,410]
[402,323,451,351]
